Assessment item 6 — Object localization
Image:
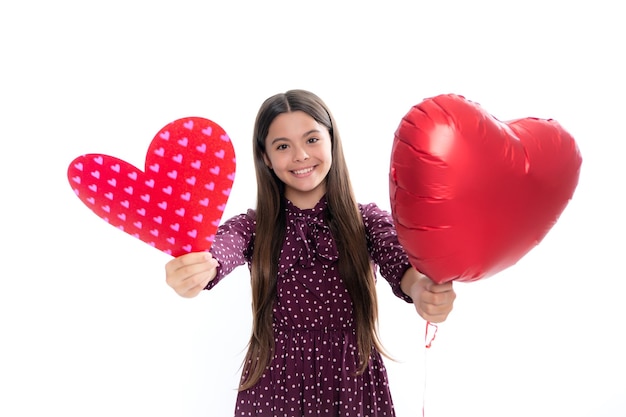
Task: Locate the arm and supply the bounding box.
[165,210,256,298]
[400,267,456,323]
[359,202,456,321]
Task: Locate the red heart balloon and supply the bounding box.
[389,94,582,284]
[67,117,236,257]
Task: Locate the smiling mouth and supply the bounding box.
[292,167,314,176]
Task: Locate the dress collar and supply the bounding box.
[284,195,328,217]
[278,195,338,275]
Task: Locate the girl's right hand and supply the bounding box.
[165,252,219,298]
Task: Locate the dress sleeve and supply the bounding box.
[360,202,413,303]
[204,209,255,290]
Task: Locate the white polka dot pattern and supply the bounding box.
[207,197,412,416]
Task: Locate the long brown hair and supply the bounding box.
[240,89,383,390]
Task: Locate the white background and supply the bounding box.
[1,1,624,416]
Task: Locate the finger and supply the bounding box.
[168,258,217,285]
[432,290,457,308]
[422,312,450,324]
[417,301,453,323]
[427,281,454,293]
[180,258,217,277]
[165,254,217,292]
[177,273,213,297]
[165,251,213,274]
[176,262,218,296]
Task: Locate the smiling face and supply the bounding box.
[263,111,333,209]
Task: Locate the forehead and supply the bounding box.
[267,111,328,140]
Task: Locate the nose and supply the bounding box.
[293,146,309,162]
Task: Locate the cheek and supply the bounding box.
[324,152,332,167]
[324,146,333,164]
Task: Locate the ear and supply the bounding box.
[263,154,272,169]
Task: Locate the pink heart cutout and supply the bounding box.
[67,117,236,256]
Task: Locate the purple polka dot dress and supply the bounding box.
[207,197,412,417]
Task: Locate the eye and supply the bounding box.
[276,144,288,151]
[307,137,319,144]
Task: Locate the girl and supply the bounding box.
[165,89,456,416]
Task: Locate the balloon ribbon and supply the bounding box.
[422,321,438,417]
[425,320,438,348]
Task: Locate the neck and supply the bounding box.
[285,187,326,210]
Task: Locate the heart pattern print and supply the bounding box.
[67,117,236,257]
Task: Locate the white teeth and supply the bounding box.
[293,167,313,175]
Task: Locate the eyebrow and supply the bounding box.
[270,129,322,145]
